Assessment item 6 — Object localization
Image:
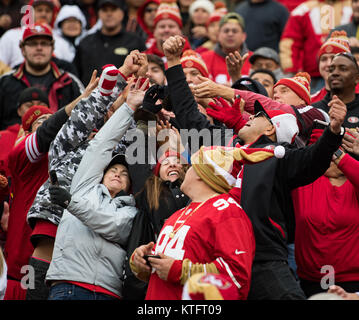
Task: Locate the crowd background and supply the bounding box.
[0,0,359,301]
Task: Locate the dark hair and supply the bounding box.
[147,54,165,73]
[333,52,359,73]
[250,69,277,84]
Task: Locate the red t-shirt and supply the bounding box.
[145,194,255,300]
[292,154,359,283]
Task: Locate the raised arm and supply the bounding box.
[70,78,149,196]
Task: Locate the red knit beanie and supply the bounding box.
[181,49,209,77]
[154,0,182,28]
[273,72,311,105]
[22,105,53,131]
[318,30,350,58]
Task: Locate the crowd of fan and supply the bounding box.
[0,0,359,301]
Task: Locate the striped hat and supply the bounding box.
[191,145,276,194]
[154,0,182,28]
[318,30,350,58]
[273,72,311,105]
[181,49,209,77]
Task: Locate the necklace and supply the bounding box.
[169,193,219,239]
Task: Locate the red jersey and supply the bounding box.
[200,49,252,85]
[145,194,255,300]
[292,154,359,283]
[4,132,49,281]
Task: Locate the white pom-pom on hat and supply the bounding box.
[274,145,285,158]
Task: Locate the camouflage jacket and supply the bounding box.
[27,75,133,231]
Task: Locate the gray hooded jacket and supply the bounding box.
[46,102,138,297]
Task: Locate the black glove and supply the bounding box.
[142,84,169,114]
[49,185,72,209]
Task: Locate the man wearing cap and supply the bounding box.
[249,47,286,80]
[0,87,49,195]
[279,0,352,93]
[74,0,146,85]
[0,0,74,68]
[159,35,347,300]
[312,51,359,130]
[3,84,89,299]
[144,0,192,62]
[0,22,84,131]
[200,12,252,85]
[311,31,359,103]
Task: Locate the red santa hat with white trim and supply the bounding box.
[254,100,299,145]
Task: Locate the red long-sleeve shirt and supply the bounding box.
[292,154,359,282]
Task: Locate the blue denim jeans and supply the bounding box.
[48,283,118,300]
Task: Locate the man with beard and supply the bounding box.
[312,52,359,129]
[74,0,146,85]
[0,0,74,68]
[0,22,84,131]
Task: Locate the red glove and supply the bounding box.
[207,97,246,132]
[98,64,120,96]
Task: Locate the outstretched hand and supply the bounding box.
[126,77,150,111]
[225,51,248,83]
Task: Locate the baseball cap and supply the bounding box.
[104,152,129,173]
[219,12,245,30]
[22,22,53,42]
[232,77,269,97]
[249,47,280,65]
[17,87,49,108]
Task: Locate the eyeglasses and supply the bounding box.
[24,40,53,48]
[145,7,157,13]
[334,52,359,72]
[254,111,273,125]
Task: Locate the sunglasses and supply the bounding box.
[334,52,359,72]
[145,7,157,13]
[254,111,273,125]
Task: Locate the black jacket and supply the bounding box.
[123,178,189,300]
[74,29,146,85]
[312,92,359,129]
[0,62,83,130]
[166,64,343,262]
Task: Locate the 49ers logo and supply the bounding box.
[347,116,359,124]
